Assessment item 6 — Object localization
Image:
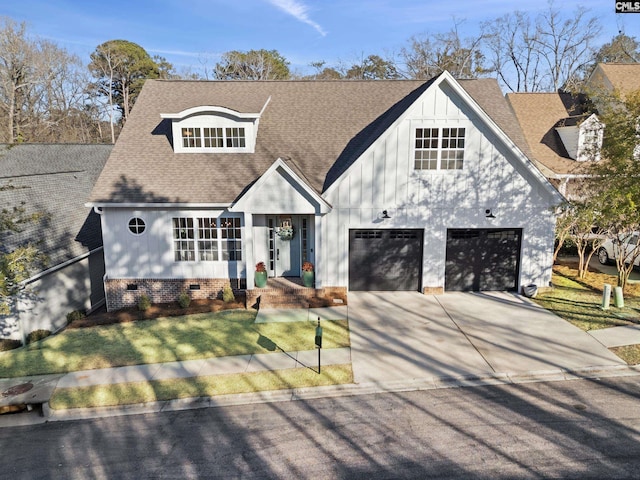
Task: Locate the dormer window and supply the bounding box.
[162,100,270,154]
[555,113,604,162]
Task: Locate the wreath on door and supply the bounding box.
[277,218,294,240]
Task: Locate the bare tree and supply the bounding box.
[0,17,101,143]
[483,3,600,92]
[214,50,290,80]
[400,21,487,80]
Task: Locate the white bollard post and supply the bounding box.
[614,286,624,308]
[602,283,611,310]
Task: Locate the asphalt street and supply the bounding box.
[2,376,640,479]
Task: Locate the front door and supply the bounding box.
[267,216,301,277]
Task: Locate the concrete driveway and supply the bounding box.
[348,291,625,384]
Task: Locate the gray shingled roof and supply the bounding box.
[91,77,536,204]
[506,92,593,177]
[0,144,112,269]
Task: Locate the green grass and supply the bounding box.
[611,345,640,365]
[0,310,350,378]
[533,271,640,332]
[49,364,353,410]
[533,265,640,365]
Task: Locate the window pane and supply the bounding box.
[198,218,218,260]
[414,128,439,170]
[173,217,195,261]
[203,128,223,148]
[225,127,246,148]
[181,128,201,148]
[220,216,242,260]
[440,127,465,170]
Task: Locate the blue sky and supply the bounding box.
[2,0,638,76]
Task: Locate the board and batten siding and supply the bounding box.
[101,208,246,280]
[321,81,557,291]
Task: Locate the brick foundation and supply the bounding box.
[105,278,246,311]
[423,286,444,295]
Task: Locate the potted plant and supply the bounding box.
[302,261,314,288]
[255,262,267,288]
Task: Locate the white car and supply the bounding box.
[597,233,640,267]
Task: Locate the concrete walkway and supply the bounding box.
[589,325,640,348]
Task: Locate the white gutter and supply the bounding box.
[86,202,232,209]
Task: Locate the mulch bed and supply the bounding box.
[68,298,247,329]
[69,292,348,329]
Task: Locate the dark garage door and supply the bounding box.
[445,228,522,291]
[349,229,423,291]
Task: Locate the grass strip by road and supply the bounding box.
[49,364,353,409]
[0,310,350,378]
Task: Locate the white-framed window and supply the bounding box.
[197,218,219,261]
[173,218,195,261]
[220,217,242,261]
[414,127,466,170]
[173,216,242,262]
[181,127,246,150]
[203,128,224,148]
[182,128,201,148]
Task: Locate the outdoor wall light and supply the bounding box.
[382,210,391,219]
[485,209,496,219]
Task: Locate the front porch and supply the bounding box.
[246,277,347,310]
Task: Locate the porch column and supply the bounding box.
[314,214,322,288]
[245,213,255,289]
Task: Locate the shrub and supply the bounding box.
[26,329,51,344]
[222,283,236,303]
[66,310,85,324]
[138,294,151,311]
[0,338,22,351]
[178,291,191,309]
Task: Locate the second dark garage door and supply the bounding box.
[349,229,423,291]
[445,228,522,291]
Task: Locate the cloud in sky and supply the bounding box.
[267,0,327,36]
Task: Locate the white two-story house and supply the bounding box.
[89,72,563,311]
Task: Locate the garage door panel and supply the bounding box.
[445,229,521,292]
[349,229,423,291]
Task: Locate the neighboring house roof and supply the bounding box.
[90,77,537,205]
[506,92,592,177]
[587,63,640,96]
[0,144,112,269]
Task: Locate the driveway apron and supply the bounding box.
[435,292,625,373]
[347,291,625,384]
[347,292,492,383]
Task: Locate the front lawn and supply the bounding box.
[533,263,640,364]
[533,266,640,331]
[0,309,350,378]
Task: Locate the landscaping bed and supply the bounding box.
[68,297,247,328]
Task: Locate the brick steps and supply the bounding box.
[249,286,317,309]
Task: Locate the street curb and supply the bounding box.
[41,364,640,424]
